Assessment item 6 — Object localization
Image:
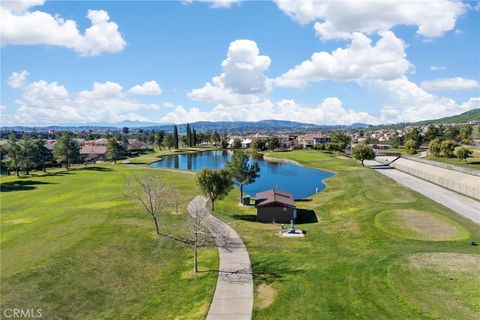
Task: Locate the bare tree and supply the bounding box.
[125,174,170,235]
[167,186,181,214]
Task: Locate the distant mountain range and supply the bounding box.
[0,119,370,133]
[2,109,478,133]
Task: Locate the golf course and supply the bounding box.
[1,149,479,319]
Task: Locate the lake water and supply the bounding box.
[150,150,333,199]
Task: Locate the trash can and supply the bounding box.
[242,196,250,206]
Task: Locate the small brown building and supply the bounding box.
[255,189,297,223]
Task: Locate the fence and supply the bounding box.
[391,162,480,200]
[402,154,480,177]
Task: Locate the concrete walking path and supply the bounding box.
[365,161,480,224]
[188,196,253,320]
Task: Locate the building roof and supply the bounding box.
[80,145,107,155]
[255,189,296,208]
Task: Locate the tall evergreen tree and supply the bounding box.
[186,123,191,147]
[192,128,197,146]
[107,137,125,164]
[33,139,53,173]
[53,134,80,170]
[225,150,260,204]
[5,137,21,177]
[173,125,179,149]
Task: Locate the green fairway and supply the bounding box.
[1,164,217,319]
[213,150,480,319]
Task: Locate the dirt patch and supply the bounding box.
[400,210,460,240]
[407,253,480,274]
[256,284,277,309]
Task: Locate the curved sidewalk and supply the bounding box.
[188,196,253,320]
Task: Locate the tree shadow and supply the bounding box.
[294,199,312,202]
[295,209,318,224]
[231,214,257,222]
[73,166,112,172]
[251,256,303,284]
[1,180,56,192]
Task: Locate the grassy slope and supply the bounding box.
[0,164,217,319]
[425,146,480,170]
[213,150,480,319]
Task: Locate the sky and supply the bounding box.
[1,0,479,126]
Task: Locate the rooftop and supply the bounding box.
[255,189,296,208]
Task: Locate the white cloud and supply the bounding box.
[0,2,126,56]
[275,0,466,40]
[275,31,410,88]
[421,77,479,91]
[375,77,479,122]
[182,0,241,8]
[188,39,271,105]
[128,81,162,95]
[429,65,445,71]
[8,70,30,88]
[6,76,162,125]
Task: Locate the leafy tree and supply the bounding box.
[19,139,37,175]
[122,127,129,134]
[445,125,460,141]
[265,137,280,150]
[155,130,165,149]
[232,137,242,149]
[173,125,179,149]
[163,133,174,150]
[314,143,325,151]
[405,127,422,148]
[220,131,229,149]
[225,150,260,204]
[251,138,266,151]
[440,139,456,158]
[455,146,473,163]
[33,140,53,173]
[460,124,473,143]
[351,144,375,166]
[4,137,21,176]
[424,125,441,143]
[107,138,125,164]
[210,131,221,145]
[196,168,233,210]
[404,139,418,155]
[389,133,402,148]
[53,134,80,170]
[331,131,351,146]
[325,143,340,152]
[428,139,442,157]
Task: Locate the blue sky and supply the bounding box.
[1,0,479,126]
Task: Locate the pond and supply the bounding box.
[150,150,333,199]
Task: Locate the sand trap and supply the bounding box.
[256,284,277,309]
[375,209,469,241]
[364,187,417,204]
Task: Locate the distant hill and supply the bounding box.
[371,109,480,129]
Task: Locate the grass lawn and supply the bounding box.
[1,163,217,319]
[213,150,480,319]
[425,146,480,170]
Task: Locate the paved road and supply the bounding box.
[365,161,480,224]
[188,196,253,320]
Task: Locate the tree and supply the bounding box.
[186,123,192,147]
[210,131,221,146]
[33,140,53,173]
[455,146,473,163]
[196,168,233,210]
[460,124,473,143]
[232,137,242,149]
[428,139,442,157]
[351,144,375,166]
[440,139,456,158]
[265,137,280,150]
[163,133,174,150]
[19,139,37,175]
[53,134,80,170]
[192,128,197,147]
[445,125,460,141]
[405,127,422,148]
[173,125,179,149]
[155,131,165,149]
[425,125,442,142]
[122,127,129,135]
[5,137,21,177]
[106,138,125,164]
[225,150,260,204]
[125,174,170,235]
[404,139,418,155]
[251,138,266,151]
[331,131,351,146]
[220,131,229,149]
[389,133,402,148]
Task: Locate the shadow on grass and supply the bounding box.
[231,214,257,222]
[73,166,112,172]
[252,257,303,284]
[1,180,56,192]
[296,209,318,224]
[295,199,312,202]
